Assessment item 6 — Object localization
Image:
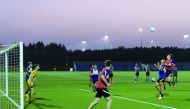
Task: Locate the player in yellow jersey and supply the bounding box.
[26,64,40,104]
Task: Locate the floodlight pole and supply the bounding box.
[139,28,143,48]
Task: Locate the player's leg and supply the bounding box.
[27,80,32,103]
[88,88,102,109]
[147,72,150,81]
[103,89,112,109]
[175,72,178,82]
[165,72,172,86]
[136,73,139,82]
[155,81,160,92]
[158,81,164,99]
[92,80,97,92]
[88,98,101,109]
[25,80,29,94]
[105,96,112,109]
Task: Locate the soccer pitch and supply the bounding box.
[25,71,190,109]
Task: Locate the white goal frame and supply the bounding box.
[0,42,24,109]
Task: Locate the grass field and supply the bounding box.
[24,71,190,109]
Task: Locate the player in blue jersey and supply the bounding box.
[89,65,99,92]
[25,62,33,95]
[173,64,178,83]
[154,59,166,99]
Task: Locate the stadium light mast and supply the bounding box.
[139,28,143,48]
[150,40,154,47]
[81,41,87,51]
[104,35,109,49]
[150,27,156,47]
[184,34,189,49]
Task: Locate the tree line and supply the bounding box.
[24,42,190,71]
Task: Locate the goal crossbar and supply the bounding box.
[0,44,19,55]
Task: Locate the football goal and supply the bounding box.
[0,42,24,109]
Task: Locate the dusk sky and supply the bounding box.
[0,0,190,50]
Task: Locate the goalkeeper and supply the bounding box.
[26,64,40,104]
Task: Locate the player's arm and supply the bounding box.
[101,71,111,87]
[154,64,162,71]
[101,75,111,87]
[165,61,173,67]
[165,63,171,67]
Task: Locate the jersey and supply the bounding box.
[134,66,140,72]
[165,59,174,71]
[30,70,38,79]
[26,66,32,81]
[159,64,166,79]
[145,66,150,72]
[96,68,111,88]
[90,69,99,82]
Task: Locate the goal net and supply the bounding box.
[0,42,24,109]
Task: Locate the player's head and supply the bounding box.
[92,65,97,69]
[34,64,40,70]
[160,59,165,64]
[167,54,173,60]
[135,63,138,66]
[105,60,112,67]
[28,61,33,67]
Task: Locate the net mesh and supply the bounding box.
[0,43,23,109]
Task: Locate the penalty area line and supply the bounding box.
[79,89,177,109]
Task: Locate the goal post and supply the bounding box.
[0,42,24,109]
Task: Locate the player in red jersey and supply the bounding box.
[88,60,112,109]
[165,54,175,87]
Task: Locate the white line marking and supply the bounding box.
[80,89,177,109]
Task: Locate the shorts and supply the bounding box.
[135,72,139,77]
[110,73,113,78]
[146,72,150,76]
[26,75,29,82]
[91,79,98,84]
[166,70,173,77]
[173,71,177,76]
[96,88,110,98]
[157,78,165,83]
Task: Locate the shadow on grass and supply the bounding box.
[164,98,190,101]
[25,97,63,109]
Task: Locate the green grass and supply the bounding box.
[24,71,190,109]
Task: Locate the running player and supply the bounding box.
[88,60,112,109]
[165,54,174,86]
[89,65,99,92]
[25,62,33,95]
[145,64,150,81]
[154,59,166,99]
[109,65,114,83]
[27,64,40,104]
[134,63,140,82]
[173,64,178,83]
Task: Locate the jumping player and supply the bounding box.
[134,63,140,82]
[154,59,166,99]
[26,64,40,104]
[25,62,33,95]
[145,64,150,81]
[165,54,174,86]
[88,60,112,109]
[89,65,99,92]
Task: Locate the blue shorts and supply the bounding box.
[91,79,98,84]
[26,75,29,82]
